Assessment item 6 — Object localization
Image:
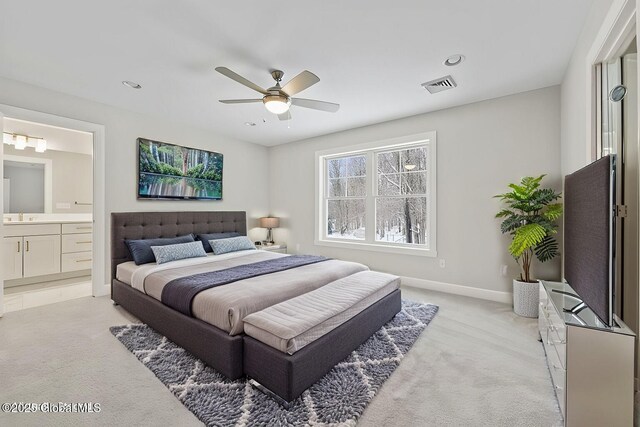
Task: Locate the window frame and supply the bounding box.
[315,132,437,257]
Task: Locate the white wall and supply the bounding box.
[560,0,615,176]
[0,76,271,286]
[270,86,562,296]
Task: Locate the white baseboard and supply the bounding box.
[400,276,512,304]
[93,283,111,297]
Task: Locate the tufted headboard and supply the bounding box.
[111,211,247,282]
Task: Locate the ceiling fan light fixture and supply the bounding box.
[263,94,291,114]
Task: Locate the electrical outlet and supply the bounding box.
[439,259,445,269]
[501,265,508,277]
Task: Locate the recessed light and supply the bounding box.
[122,80,142,89]
[245,122,256,127]
[444,54,465,67]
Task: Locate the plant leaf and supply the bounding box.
[543,203,563,221]
[495,209,515,218]
[500,215,523,234]
[509,223,546,258]
[535,235,559,262]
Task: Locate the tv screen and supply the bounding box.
[137,138,223,200]
[564,155,615,326]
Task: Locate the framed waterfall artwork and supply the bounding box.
[137,137,223,200]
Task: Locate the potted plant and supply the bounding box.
[495,175,562,317]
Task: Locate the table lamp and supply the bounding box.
[259,217,280,245]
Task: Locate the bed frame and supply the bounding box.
[111,211,401,402]
[111,211,247,379]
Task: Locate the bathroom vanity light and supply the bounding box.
[2,132,47,152]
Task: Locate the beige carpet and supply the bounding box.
[0,286,563,426]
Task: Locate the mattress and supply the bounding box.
[115,250,369,335]
[243,271,400,354]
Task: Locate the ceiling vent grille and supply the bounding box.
[421,75,457,94]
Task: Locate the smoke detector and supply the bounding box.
[421,75,457,94]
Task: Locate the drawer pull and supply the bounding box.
[26,240,29,252]
[75,227,92,230]
[75,241,92,244]
[75,258,92,263]
[17,241,20,253]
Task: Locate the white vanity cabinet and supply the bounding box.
[61,222,93,273]
[2,222,90,282]
[23,234,61,277]
[2,236,23,280]
[3,224,62,279]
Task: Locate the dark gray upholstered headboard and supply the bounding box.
[111,211,246,282]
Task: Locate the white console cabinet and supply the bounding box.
[539,281,635,427]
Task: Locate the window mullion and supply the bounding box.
[365,152,376,243]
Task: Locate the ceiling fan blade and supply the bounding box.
[281,71,320,96]
[278,111,292,121]
[215,67,268,95]
[291,98,340,113]
[219,99,262,104]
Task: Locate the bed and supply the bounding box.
[111,211,401,401]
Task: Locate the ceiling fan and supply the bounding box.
[215,67,340,120]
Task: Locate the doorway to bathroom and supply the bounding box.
[0,106,106,315]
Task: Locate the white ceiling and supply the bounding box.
[0,1,593,146]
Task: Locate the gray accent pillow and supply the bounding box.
[125,234,196,265]
[151,241,207,265]
[196,232,242,253]
[209,236,256,255]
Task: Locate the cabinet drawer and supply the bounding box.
[62,252,93,272]
[62,223,93,234]
[547,327,566,367]
[62,233,92,253]
[546,339,566,417]
[4,224,61,237]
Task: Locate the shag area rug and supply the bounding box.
[110,300,438,427]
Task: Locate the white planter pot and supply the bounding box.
[513,279,539,318]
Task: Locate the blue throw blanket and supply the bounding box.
[161,255,329,316]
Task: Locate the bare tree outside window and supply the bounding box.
[326,155,366,239]
[376,146,429,246]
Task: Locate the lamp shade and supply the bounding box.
[259,217,280,229]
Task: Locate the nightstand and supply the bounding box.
[259,244,287,254]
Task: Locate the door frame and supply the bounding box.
[0,104,107,310]
[585,0,639,390]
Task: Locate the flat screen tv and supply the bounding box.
[563,155,616,326]
[137,138,223,200]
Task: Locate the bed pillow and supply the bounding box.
[151,241,207,265]
[196,232,242,253]
[125,234,196,265]
[209,236,256,255]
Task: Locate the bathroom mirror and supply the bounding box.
[3,155,52,214]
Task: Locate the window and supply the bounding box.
[316,132,436,256]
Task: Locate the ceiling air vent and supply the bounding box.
[421,75,457,94]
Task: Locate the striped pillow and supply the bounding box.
[151,241,207,264]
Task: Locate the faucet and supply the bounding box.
[18,213,24,221]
